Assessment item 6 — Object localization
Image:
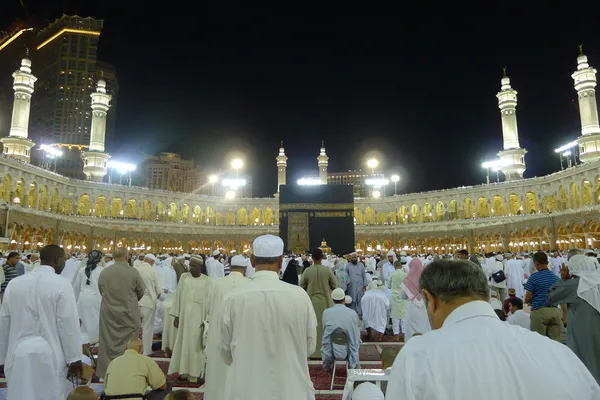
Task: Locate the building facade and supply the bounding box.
[142,152,195,192]
[327,171,385,198]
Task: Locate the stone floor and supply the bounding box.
[0,332,403,399]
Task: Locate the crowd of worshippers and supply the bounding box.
[0,240,600,399]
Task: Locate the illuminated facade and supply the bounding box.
[327,171,385,198]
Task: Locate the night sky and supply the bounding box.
[3,4,600,197]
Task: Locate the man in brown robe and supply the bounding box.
[96,247,146,378]
[300,248,338,358]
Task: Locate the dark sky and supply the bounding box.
[3,4,599,197]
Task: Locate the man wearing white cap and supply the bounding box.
[220,234,317,400]
[135,253,162,355]
[103,253,114,268]
[207,250,225,280]
[351,382,384,400]
[321,287,360,372]
[205,254,250,400]
[381,250,396,299]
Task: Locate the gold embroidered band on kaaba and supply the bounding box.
[313,211,350,217]
[279,203,353,211]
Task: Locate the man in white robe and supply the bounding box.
[361,280,390,341]
[135,254,162,355]
[386,259,600,399]
[505,253,525,299]
[154,259,177,335]
[220,235,317,400]
[205,255,249,400]
[381,250,396,299]
[60,254,82,286]
[168,256,213,382]
[207,250,225,280]
[245,255,255,278]
[0,244,82,399]
[103,253,115,268]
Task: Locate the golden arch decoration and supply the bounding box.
[582,180,593,206]
[422,203,432,222]
[168,203,178,222]
[110,198,123,218]
[558,186,568,211]
[542,195,556,213]
[364,207,375,224]
[398,205,408,224]
[492,195,505,217]
[524,192,539,214]
[508,194,521,215]
[14,178,25,204]
[205,206,214,225]
[182,204,190,223]
[94,196,107,217]
[224,211,236,225]
[409,204,419,223]
[38,185,49,211]
[596,176,600,204]
[60,198,75,215]
[476,197,490,218]
[435,202,445,221]
[237,208,248,225]
[193,205,202,224]
[216,212,223,225]
[27,182,37,208]
[50,188,59,213]
[249,208,260,225]
[447,200,458,220]
[156,202,166,220]
[125,198,137,219]
[0,174,12,202]
[77,194,92,216]
[570,183,581,209]
[263,208,274,225]
[354,207,363,225]
[462,198,474,219]
[141,200,152,220]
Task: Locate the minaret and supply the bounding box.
[82,77,111,181]
[0,54,37,163]
[572,45,600,162]
[317,140,328,184]
[276,141,288,193]
[496,68,527,180]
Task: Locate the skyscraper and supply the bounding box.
[26,15,117,178]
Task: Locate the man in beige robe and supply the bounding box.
[204,255,249,400]
[168,256,213,382]
[300,248,338,358]
[97,247,145,378]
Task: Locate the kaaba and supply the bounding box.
[279,184,355,255]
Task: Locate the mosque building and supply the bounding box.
[0,47,599,255]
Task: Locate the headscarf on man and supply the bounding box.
[84,250,103,285]
[401,258,425,307]
[367,281,379,291]
[386,250,397,263]
[568,255,600,313]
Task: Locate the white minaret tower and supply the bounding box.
[276,141,288,193]
[1,54,37,163]
[496,69,527,180]
[317,140,328,184]
[82,78,111,181]
[572,45,600,162]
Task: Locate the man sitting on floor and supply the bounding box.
[322,288,361,371]
[102,338,171,400]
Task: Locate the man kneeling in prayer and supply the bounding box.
[322,288,361,371]
[103,338,171,400]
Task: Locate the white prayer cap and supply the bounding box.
[350,252,358,257]
[252,234,284,257]
[400,256,407,264]
[353,382,384,400]
[30,252,39,257]
[490,289,498,298]
[386,250,395,257]
[176,255,185,260]
[400,251,407,256]
[183,253,191,258]
[105,253,113,258]
[212,250,221,256]
[344,295,352,305]
[367,281,379,291]
[331,288,345,301]
[495,254,504,261]
[585,249,597,255]
[144,253,157,262]
[230,255,247,267]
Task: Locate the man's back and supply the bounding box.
[301,264,337,301]
[220,270,317,400]
[104,349,166,396]
[0,266,80,399]
[386,301,600,399]
[98,261,144,327]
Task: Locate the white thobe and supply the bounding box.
[153,264,177,334]
[220,270,317,400]
[245,258,255,278]
[205,271,250,400]
[0,266,81,400]
[507,309,531,330]
[207,259,225,280]
[549,257,562,277]
[60,258,82,286]
[365,257,377,273]
[386,301,600,399]
[73,265,104,343]
[24,260,39,274]
[486,260,507,290]
[135,261,162,355]
[505,259,525,299]
[381,262,394,299]
[361,289,390,333]
[104,260,115,268]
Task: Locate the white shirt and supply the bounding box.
[207,259,225,280]
[507,309,531,330]
[135,261,162,309]
[60,258,82,286]
[245,258,255,278]
[0,266,81,399]
[486,260,507,289]
[361,289,390,333]
[154,264,177,298]
[220,270,317,400]
[386,301,600,399]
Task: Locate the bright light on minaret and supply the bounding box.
[496,68,527,180]
[0,55,37,163]
[317,141,328,184]
[573,45,600,162]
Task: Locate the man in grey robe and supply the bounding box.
[96,247,146,378]
[547,255,600,384]
[345,253,367,315]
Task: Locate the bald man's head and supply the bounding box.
[67,386,99,400]
[165,389,195,400]
[127,337,143,354]
[114,247,128,261]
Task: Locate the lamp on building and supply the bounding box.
[372,190,381,199]
[297,177,323,185]
[367,158,379,174]
[40,144,62,171]
[231,158,243,176]
[554,141,578,170]
[107,161,136,186]
[225,190,235,199]
[209,174,218,195]
[390,174,400,195]
[481,159,508,184]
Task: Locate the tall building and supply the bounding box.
[23,15,117,179]
[142,152,195,192]
[327,170,385,198]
